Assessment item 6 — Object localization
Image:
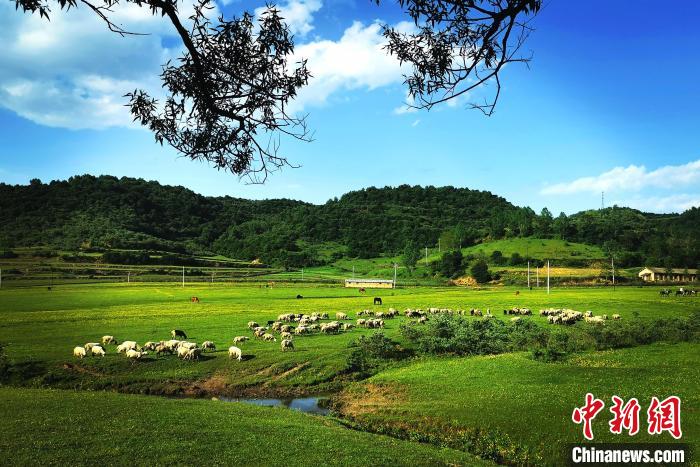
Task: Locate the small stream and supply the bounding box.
[217,396,330,416]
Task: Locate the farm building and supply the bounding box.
[638,267,698,283]
[344,279,395,289]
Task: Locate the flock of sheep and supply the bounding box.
[71,304,623,361]
[539,308,620,325]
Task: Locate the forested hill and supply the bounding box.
[0,175,698,268]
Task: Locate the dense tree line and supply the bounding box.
[0,175,697,268]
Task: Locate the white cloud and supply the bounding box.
[256,0,322,37]
[290,21,413,111]
[393,92,417,115]
[541,159,700,195]
[609,194,700,213]
[411,119,420,127]
[0,1,207,130]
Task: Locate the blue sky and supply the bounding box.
[1,0,699,214]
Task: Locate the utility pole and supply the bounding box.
[612,256,615,291]
[127,271,130,283]
[425,247,428,266]
[301,268,304,281]
[352,265,355,279]
[182,266,185,287]
[393,262,397,288]
[536,265,539,287]
[438,238,441,253]
[547,260,550,294]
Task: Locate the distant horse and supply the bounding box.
[515,290,520,296]
[296,294,303,299]
[675,290,684,297]
[358,288,366,294]
[659,289,671,297]
[373,297,382,305]
[190,296,200,303]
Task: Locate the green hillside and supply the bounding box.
[1,175,698,270]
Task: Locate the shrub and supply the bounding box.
[509,252,524,265]
[470,259,491,283]
[490,250,505,265]
[345,333,408,376]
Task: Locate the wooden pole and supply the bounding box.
[547,260,550,294]
[527,261,530,289]
[182,266,185,287]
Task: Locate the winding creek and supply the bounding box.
[217,396,331,416]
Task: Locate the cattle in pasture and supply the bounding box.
[373,297,382,305]
[190,296,200,303]
[296,294,303,299]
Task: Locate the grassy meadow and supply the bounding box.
[0,281,698,465]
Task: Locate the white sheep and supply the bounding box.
[126,349,146,360]
[336,312,348,320]
[73,346,87,359]
[116,341,138,353]
[177,346,191,358]
[184,348,201,361]
[233,336,249,343]
[262,333,276,342]
[91,345,106,357]
[143,342,158,351]
[280,332,292,340]
[281,339,294,351]
[612,314,621,320]
[228,346,242,361]
[201,341,216,351]
[84,342,100,352]
[247,321,259,330]
[102,335,116,345]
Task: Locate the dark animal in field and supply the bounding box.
[171,329,187,339]
[470,309,475,316]
[659,289,670,297]
[190,296,200,303]
[359,288,366,294]
[676,290,684,296]
[373,297,382,305]
[503,309,508,315]
[296,294,303,299]
[47,287,52,291]
[267,320,275,326]
[515,290,520,296]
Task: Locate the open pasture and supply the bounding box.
[337,343,700,464]
[0,282,697,393]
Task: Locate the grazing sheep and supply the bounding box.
[342,323,354,331]
[143,342,158,351]
[612,314,621,320]
[271,321,283,331]
[356,318,366,327]
[294,326,309,335]
[164,339,181,351]
[511,317,522,324]
[418,315,428,324]
[184,348,202,361]
[584,311,593,318]
[584,316,605,324]
[233,336,249,343]
[602,314,608,320]
[247,321,259,330]
[336,312,348,320]
[262,333,277,342]
[280,332,293,340]
[254,329,266,338]
[102,335,116,345]
[281,339,294,351]
[178,342,198,350]
[126,349,147,360]
[171,329,187,339]
[228,346,242,361]
[202,341,216,351]
[155,344,172,356]
[73,346,87,359]
[177,346,191,358]
[91,345,106,357]
[280,325,293,333]
[84,342,100,352]
[116,341,138,353]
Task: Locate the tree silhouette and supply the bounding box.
[13,0,541,179]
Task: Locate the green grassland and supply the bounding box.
[337,343,699,464]
[460,238,607,260]
[0,387,488,466]
[1,282,698,465]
